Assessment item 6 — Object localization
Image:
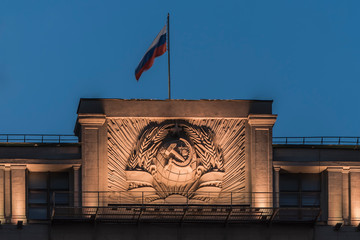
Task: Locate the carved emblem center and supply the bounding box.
[125,120,225,202]
[108,118,246,204]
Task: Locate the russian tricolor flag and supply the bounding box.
[135,25,167,80]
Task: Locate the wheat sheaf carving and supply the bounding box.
[127,124,171,171]
[181,124,224,172]
[127,121,224,174]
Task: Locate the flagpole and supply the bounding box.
[167,13,171,100]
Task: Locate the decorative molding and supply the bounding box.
[78,114,106,126]
[73,165,81,171]
[327,167,343,172]
[10,165,26,170]
[247,114,277,127]
[349,168,360,173]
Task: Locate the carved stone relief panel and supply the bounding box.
[107,118,245,204]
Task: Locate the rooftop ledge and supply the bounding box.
[76,98,274,117]
[1,135,360,147]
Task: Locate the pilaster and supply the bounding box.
[327,167,343,225]
[247,114,277,208]
[78,114,106,207]
[274,167,280,208]
[350,168,360,225]
[11,165,27,224]
[342,167,350,225]
[0,166,4,222]
[73,165,81,207]
[4,166,11,223]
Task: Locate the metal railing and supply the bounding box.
[0,134,78,143]
[54,191,272,207]
[51,191,321,223]
[52,205,320,223]
[273,137,360,146]
[52,191,321,207]
[1,134,358,146]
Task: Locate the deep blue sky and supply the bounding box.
[0,0,359,137]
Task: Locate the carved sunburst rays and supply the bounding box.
[108,118,152,192]
[186,119,246,194]
[107,118,246,198]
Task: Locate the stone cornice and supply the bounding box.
[73,165,81,170]
[77,99,273,118]
[274,167,281,171]
[247,114,277,127]
[0,159,82,164]
[327,167,343,172]
[274,161,360,167]
[77,114,106,126]
[10,165,27,170]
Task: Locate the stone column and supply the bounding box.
[0,166,4,222]
[73,165,81,207]
[350,168,360,226]
[11,165,27,224]
[327,167,343,225]
[4,166,11,223]
[274,167,280,208]
[78,115,106,207]
[342,167,350,225]
[247,114,277,208]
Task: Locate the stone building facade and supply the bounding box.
[0,99,359,240]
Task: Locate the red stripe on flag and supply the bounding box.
[135,43,167,80]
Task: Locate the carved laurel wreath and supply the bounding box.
[127,122,224,173]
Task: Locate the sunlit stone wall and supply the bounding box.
[76,99,276,208]
[327,167,360,226]
[107,118,247,205]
